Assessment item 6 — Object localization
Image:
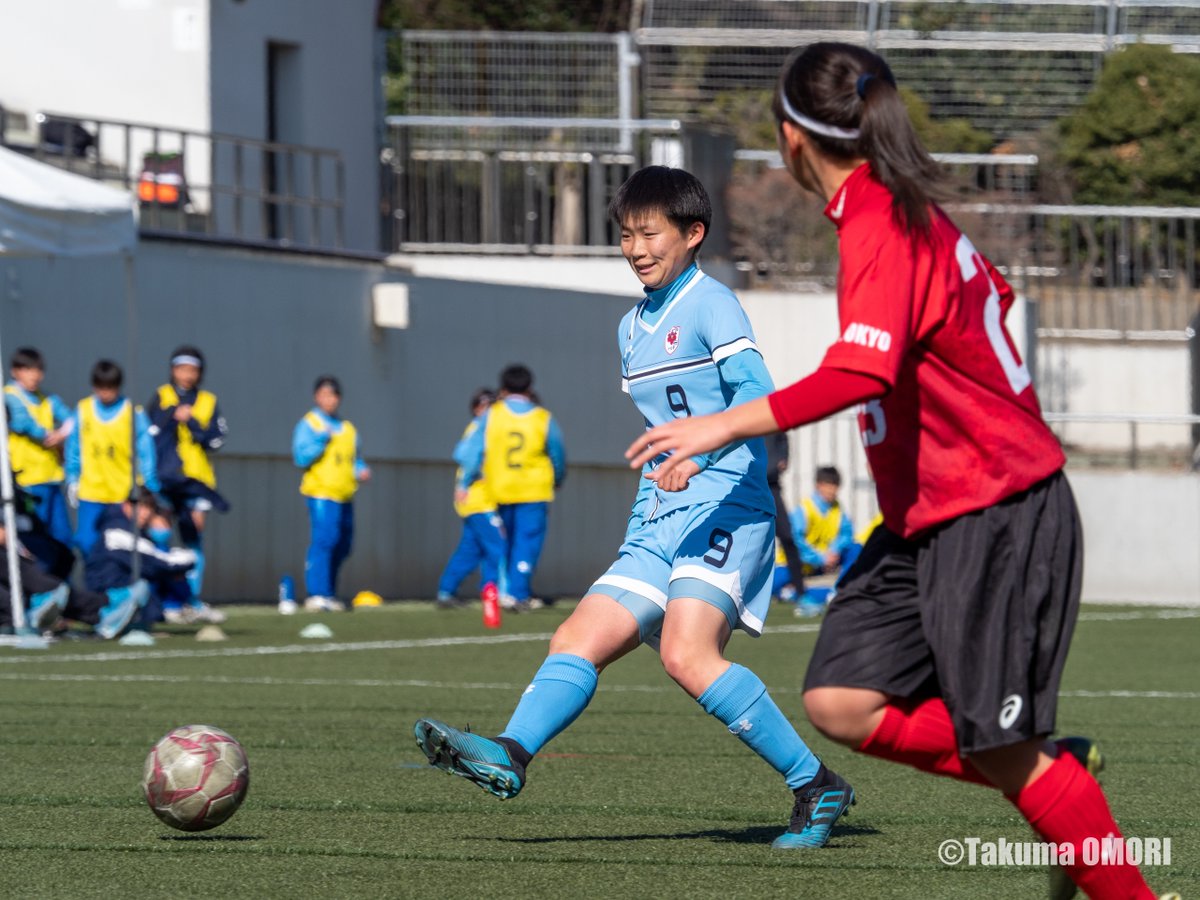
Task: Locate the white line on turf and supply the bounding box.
[0,607,1189,666]
[0,670,1193,699]
[1077,608,1200,621]
[1062,689,1200,699]
[0,633,555,665]
[0,624,821,665]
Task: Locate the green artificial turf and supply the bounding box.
[0,602,1194,898]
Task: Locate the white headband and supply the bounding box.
[171,355,202,368]
[779,90,861,141]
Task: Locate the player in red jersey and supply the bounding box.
[625,42,1159,900]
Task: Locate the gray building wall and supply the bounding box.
[0,241,642,601]
[209,0,382,253]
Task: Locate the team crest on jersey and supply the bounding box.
[665,326,682,354]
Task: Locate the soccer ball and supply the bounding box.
[142,725,250,831]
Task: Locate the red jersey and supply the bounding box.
[820,164,1064,537]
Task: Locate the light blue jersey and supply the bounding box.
[592,262,777,639]
[620,263,774,521]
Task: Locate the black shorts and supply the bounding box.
[803,471,1083,754]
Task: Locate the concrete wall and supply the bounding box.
[1070,471,1200,605]
[1038,339,1193,450]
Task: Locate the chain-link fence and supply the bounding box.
[393,9,1200,333]
[397,31,640,123]
[635,0,1200,137]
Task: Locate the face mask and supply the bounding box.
[147,527,172,546]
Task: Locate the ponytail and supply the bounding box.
[775,42,944,236]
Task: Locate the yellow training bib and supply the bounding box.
[158,384,218,488]
[299,411,358,502]
[454,420,495,517]
[801,496,843,554]
[5,386,64,486]
[482,402,554,505]
[78,398,137,503]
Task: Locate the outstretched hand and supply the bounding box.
[624,396,781,485]
[624,413,737,485]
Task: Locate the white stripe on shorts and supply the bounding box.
[670,564,742,605]
[593,575,667,609]
[670,564,765,635]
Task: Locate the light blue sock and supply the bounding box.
[500,653,598,756]
[698,663,821,789]
[186,543,205,601]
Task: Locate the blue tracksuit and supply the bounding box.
[293,409,367,599]
[4,383,73,546]
[85,505,196,626]
[438,417,506,596]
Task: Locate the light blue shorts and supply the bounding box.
[589,500,776,647]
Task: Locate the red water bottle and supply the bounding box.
[481,582,502,629]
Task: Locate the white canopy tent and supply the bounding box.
[0,146,136,643]
[0,146,136,255]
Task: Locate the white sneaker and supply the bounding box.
[498,594,521,611]
[190,602,227,624]
[162,607,191,625]
[278,598,299,615]
[304,595,345,612]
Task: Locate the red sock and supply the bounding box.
[857,698,992,786]
[1011,754,1153,900]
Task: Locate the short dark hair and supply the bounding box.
[500,364,533,395]
[91,359,123,389]
[471,387,496,412]
[815,465,842,487]
[129,485,167,514]
[11,347,44,370]
[608,166,712,249]
[313,375,341,396]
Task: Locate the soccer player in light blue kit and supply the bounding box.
[415,166,855,848]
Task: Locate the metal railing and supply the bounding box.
[782,408,1200,543]
[958,203,1200,337]
[384,116,682,252]
[785,411,1200,533]
[1044,412,1200,470]
[383,108,1200,336]
[15,112,346,252]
